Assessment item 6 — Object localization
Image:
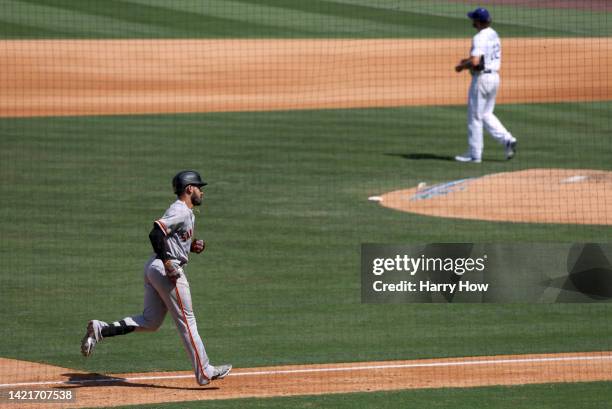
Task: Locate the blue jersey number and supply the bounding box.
[492,43,501,60]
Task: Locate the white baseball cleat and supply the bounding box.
[455,153,482,163]
[80,320,104,357]
[505,139,517,160]
[211,364,232,380]
[199,363,232,386]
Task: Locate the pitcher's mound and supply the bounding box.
[380,168,612,225]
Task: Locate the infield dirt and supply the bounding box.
[380,169,612,225]
[1,38,611,117]
[1,352,612,408]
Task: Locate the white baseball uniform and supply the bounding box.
[466,27,515,160]
[102,200,214,385]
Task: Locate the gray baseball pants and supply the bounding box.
[119,256,213,385]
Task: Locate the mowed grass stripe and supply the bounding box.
[2,0,608,39]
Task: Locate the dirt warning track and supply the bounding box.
[1,38,611,118]
[1,352,612,408]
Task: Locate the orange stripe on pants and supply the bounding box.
[174,286,209,382]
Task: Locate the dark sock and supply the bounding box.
[101,319,136,337]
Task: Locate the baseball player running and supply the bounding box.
[455,7,517,163]
[80,170,231,386]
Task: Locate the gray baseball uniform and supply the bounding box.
[100,200,214,384]
[80,170,231,385]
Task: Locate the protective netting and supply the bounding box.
[1,1,611,408]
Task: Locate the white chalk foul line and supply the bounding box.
[1,354,611,389]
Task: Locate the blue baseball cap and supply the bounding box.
[467,7,491,23]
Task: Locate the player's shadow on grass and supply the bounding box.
[56,373,216,391]
[385,152,455,161]
[385,153,506,162]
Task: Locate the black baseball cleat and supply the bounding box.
[505,139,517,160]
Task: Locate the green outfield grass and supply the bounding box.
[2,0,610,39]
[105,381,612,409]
[1,102,611,376]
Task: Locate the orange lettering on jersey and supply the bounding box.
[180,229,193,242]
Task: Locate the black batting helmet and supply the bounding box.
[172,170,207,195]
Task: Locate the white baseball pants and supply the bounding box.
[466,72,514,159]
